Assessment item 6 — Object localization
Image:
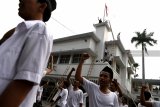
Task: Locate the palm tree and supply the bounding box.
[131,29,157,84]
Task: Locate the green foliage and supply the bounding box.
[131,29,157,54]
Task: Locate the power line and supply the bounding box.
[51,17,76,35]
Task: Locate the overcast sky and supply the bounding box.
[0,0,160,79]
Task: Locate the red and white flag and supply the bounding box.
[103,3,108,21]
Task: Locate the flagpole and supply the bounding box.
[104,3,115,40]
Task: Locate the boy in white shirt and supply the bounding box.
[0,0,56,107]
[66,68,83,107]
[35,68,51,106]
[51,80,69,107]
[75,53,119,107]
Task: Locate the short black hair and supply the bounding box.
[38,0,57,22]
[101,66,113,79]
[63,80,70,88]
[144,91,151,100]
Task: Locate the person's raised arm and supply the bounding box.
[67,68,75,85]
[114,79,123,97]
[140,85,152,107]
[75,53,89,84]
[45,68,53,75]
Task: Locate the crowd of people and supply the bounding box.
[42,53,160,107]
[39,53,129,107]
[0,0,160,107]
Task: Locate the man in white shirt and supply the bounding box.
[0,0,56,107]
[51,80,69,107]
[66,68,83,107]
[34,68,52,106]
[140,85,160,107]
[75,53,119,107]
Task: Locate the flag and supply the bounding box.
[103,3,108,21]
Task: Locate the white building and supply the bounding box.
[43,21,136,106]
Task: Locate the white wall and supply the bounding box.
[53,37,97,53]
[115,46,123,60]
[53,38,90,52]
[89,38,97,52]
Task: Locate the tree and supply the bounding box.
[131,29,157,84]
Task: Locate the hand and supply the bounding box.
[81,53,90,61]
[141,85,147,91]
[113,79,117,83]
[71,68,75,72]
[45,68,52,75]
[113,79,119,85]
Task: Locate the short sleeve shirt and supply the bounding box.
[67,84,83,107]
[152,101,160,107]
[0,20,53,107]
[57,88,68,107]
[82,77,119,107]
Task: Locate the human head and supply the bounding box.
[110,80,117,92]
[73,80,81,88]
[144,91,151,101]
[122,97,127,104]
[100,66,113,79]
[18,0,56,22]
[59,80,70,89]
[99,66,113,87]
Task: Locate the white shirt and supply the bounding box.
[152,101,160,107]
[57,88,68,107]
[82,78,119,107]
[0,20,53,107]
[67,84,83,107]
[138,103,145,107]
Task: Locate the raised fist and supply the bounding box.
[81,53,90,61]
[71,68,75,71]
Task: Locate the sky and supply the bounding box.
[0,0,160,79]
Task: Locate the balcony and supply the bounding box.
[114,56,125,68]
[127,66,134,74]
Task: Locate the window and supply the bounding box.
[53,55,58,64]
[72,54,82,63]
[116,64,120,74]
[59,55,71,64]
[154,98,159,101]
